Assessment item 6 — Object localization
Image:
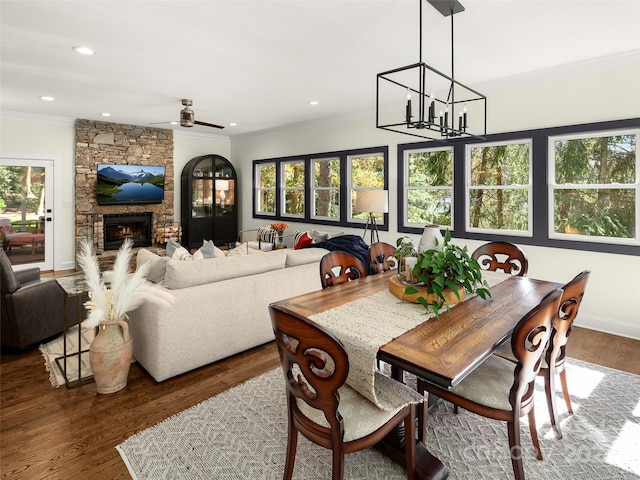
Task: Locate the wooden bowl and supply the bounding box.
[389,275,464,305]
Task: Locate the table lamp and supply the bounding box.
[354,190,388,244]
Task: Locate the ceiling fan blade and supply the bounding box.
[194,120,225,129]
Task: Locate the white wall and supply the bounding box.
[230,66,640,339]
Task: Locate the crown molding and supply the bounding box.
[475,50,640,94]
[0,110,75,125]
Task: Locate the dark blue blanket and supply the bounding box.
[303,234,372,274]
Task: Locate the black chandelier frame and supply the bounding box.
[376,0,487,141]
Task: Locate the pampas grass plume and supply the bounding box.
[77,238,174,328]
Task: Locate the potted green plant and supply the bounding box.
[394,236,417,258]
[404,230,491,318]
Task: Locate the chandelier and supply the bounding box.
[376,0,486,141]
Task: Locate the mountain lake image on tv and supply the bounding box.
[97,164,166,205]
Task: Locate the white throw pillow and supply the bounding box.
[166,240,193,260]
[166,239,218,261]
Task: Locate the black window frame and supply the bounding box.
[398,117,640,256]
[253,146,389,231]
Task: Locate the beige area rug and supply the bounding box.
[39,325,95,387]
[116,359,640,479]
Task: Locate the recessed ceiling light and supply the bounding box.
[170,121,178,125]
[309,101,319,106]
[73,46,96,55]
[229,123,237,127]
[40,96,55,101]
[101,112,111,117]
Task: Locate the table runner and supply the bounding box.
[309,270,509,410]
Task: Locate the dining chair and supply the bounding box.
[269,307,421,480]
[494,270,591,439]
[471,241,528,276]
[319,251,368,289]
[368,241,398,274]
[417,288,563,480]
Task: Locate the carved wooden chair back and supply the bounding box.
[471,241,528,276]
[368,242,398,274]
[319,251,368,289]
[417,288,562,480]
[269,307,417,480]
[540,270,591,438]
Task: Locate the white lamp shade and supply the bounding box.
[355,190,388,214]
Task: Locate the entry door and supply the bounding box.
[0,157,54,271]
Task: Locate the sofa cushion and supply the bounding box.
[285,248,329,268]
[166,239,218,261]
[166,240,191,260]
[309,229,347,243]
[137,248,169,284]
[165,249,287,289]
[294,230,313,249]
[257,226,277,245]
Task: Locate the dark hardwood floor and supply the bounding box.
[1,322,638,479]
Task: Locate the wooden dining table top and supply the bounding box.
[271,269,562,388]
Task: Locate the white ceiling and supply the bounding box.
[1,0,639,137]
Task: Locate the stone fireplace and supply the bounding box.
[103,213,153,251]
[74,119,175,259]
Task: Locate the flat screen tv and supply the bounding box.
[96,164,166,205]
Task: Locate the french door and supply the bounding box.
[0,157,54,271]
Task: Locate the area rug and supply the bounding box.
[39,325,95,387]
[116,359,640,479]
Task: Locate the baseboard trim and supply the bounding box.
[58,261,75,271]
[575,313,640,341]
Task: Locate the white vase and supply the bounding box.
[417,224,443,253]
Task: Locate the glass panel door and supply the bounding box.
[0,157,54,271]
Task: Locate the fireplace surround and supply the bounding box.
[103,213,153,251]
[74,119,175,260]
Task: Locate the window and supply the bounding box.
[466,140,532,236]
[398,118,638,256]
[253,147,388,228]
[311,157,340,221]
[281,160,305,217]
[255,162,275,215]
[348,153,386,222]
[403,147,453,228]
[549,130,638,245]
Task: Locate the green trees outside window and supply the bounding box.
[405,148,453,227]
[255,163,276,214]
[312,158,340,220]
[283,161,305,216]
[551,132,637,242]
[349,154,385,221]
[467,141,531,234]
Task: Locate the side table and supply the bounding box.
[54,273,93,388]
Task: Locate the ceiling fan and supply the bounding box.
[152,99,224,129]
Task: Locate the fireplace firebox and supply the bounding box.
[103,213,153,251]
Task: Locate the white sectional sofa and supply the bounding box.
[127,246,328,382]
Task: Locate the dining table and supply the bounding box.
[269,268,562,479]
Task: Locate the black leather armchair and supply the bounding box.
[1,250,81,350]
